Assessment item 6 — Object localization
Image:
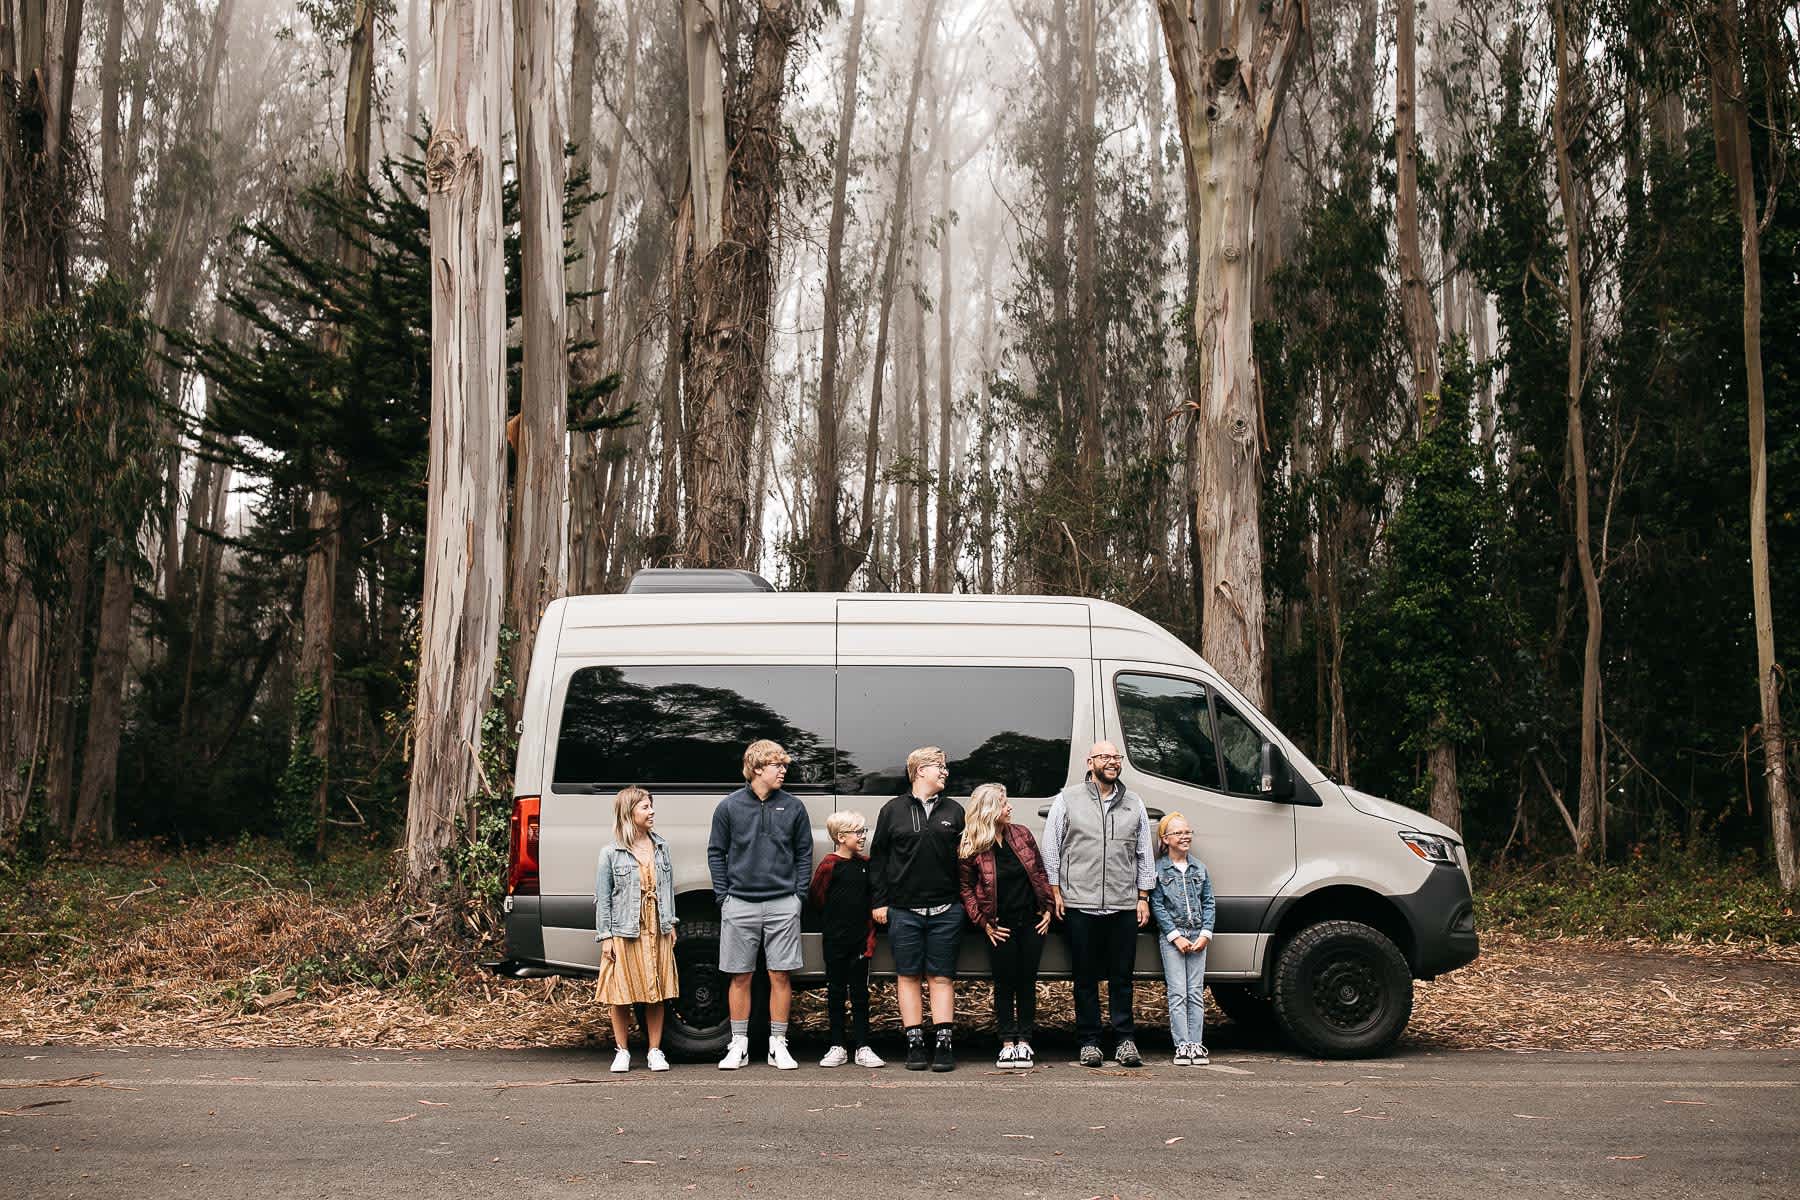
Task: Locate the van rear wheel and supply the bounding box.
[1270,920,1412,1058]
[664,919,731,1060]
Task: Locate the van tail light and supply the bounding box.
[507,796,541,896]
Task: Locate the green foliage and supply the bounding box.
[1478,849,1800,944]
[276,686,326,855]
[438,627,520,922]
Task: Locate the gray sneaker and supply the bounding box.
[1115,1037,1142,1068]
[1079,1043,1104,1068]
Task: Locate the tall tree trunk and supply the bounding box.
[296,0,368,854]
[407,0,512,889]
[508,0,570,716]
[566,0,602,592]
[72,551,130,843]
[1074,0,1102,500]
[1554,0,1603,861]
[1396,0,1455,831]
[1155,0,1306,709]
[1707,0,1794,889]
[933,109,955,593]
[680,0,799,568]
[811,0,868,589]
[855,0,939,567]
[404,0,422,143]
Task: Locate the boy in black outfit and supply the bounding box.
[808,810,885,1068]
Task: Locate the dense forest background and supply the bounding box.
[1,0,1795,894]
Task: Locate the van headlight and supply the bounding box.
[1399,831,1459,865]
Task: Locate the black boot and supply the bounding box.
[904,1025,929,1071]
[931,1022,955,1073]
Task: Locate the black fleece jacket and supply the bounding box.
[869,791,965,910]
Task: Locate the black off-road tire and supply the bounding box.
[1270,920,1412,1059]
[663,918,730,1060]
[1209,982,1280,1044]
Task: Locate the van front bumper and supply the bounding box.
[1395,866,1480,979]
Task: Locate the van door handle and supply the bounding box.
[1145,807,1165,822]
[1037,805,1053,818]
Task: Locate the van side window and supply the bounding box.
[835,666,1074,797]
[1115,673,1222,791]
[1214,697,1264,795]
[552,666,835,790]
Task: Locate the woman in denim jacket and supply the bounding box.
[1149,812,1216,1065]
[595,786,679,1072]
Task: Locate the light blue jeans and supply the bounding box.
[1158,937,1208,1047]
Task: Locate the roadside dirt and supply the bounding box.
[2,892,1795,1053]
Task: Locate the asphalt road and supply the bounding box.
[2,1043,1795,1199]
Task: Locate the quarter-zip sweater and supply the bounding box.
[707,785,813,904]
[869,791,965,910]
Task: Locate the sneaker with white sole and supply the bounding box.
[995,1043,1018,1069]
[767,1036,799,1070]
[646,1048,670,1072]
[853,1046,886,1068]
[1013,1041,1035,1069]
[1078,1043,1103,1068]
[818,1045,849,1068]
[610,1047,631,1073]
[1172,1043,1191,1066]
[718,1037,750,1070]
[1190,1043,1209,1066]
[1115,1037,1142,1068]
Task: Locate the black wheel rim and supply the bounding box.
[1308,949,1386,1034]
[672,957,727,1032]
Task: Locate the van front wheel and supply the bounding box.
[664,919,731,1060]
[1270,920,1412,1058]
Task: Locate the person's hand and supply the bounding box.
[1035,909,1052,935]
[1136,898,1150,928]
[602,938,619,963]
[1051,886,1065,920]
[1192,933,1211,953]
[872,906,889,926]
[1172,935,1193,954]
[669,927,678,946]
[985,922,1010,946]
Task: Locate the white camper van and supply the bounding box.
[493,571,1477,1059]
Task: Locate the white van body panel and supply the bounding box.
[514,598,568,798]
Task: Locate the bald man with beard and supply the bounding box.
[1040,740,1154,1068]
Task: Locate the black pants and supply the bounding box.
[985,922,1044,1041]
[1065,908,1138,1045]
[825,953,871,1048]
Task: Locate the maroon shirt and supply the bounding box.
[958,822,1053,928]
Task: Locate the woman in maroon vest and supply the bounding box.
[957,783,1054,1069]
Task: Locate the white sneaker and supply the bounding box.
[1190,1043,1209,1066]
[767,1036,799,1070]
[818,1045,849,1068]
[718,1037,750,1070]
[1013,1041,1035,1069]
[610,1047,631,1073]
[853,1045,886,1068]
[996,1043,1018,1069]
[646,1048,670,1072]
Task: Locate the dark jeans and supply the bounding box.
[1065,908,1138,1045]
[825,953,871,1048]
[985,923,1044,1041]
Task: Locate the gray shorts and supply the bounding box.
[719,894,804,974]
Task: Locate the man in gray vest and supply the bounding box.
[1042,740,1154,1067]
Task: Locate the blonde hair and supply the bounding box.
[906,745,946,782]
[826,810,867,843]
[742,739,791,781]
[1156,810,1191,857]
[959,783,1008,859]
[613,786,652,846]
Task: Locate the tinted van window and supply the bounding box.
[836,666,1074,797]
[1115,673,1222,792]
[1215,697,1264,795]
[552,666,835,790]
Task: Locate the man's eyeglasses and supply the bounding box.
[1088,754,1123,764]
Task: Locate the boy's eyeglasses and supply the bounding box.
[842,827,868,835]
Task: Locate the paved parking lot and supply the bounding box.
[3,1044,1796,1198]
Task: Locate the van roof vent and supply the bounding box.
[622,568,776,595]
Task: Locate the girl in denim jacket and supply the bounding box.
[1150,811,1215,1065]
[595,787,679,1072]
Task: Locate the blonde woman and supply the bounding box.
[595,786,679,1072]
[956,783,1053,1069]
[1149,812,1215,1065]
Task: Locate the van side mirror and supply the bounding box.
[1260,742,1295,801]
